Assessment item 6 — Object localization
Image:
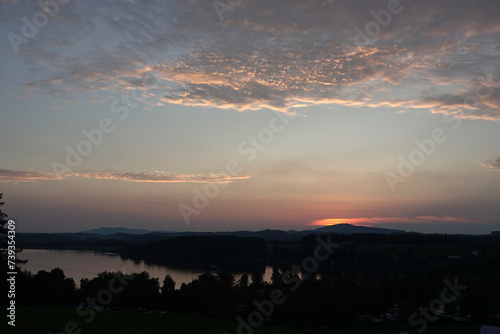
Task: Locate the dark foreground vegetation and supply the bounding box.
[120,235,267,270]
[2,196,500,332]
[0,306,484,334]
[2,232,500,333]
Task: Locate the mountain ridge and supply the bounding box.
[312,223,405,235]
[77,223,406,237]
[78,227,155,235]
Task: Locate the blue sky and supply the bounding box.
[0,0,499,233]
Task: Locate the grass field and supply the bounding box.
[1,306,483,334]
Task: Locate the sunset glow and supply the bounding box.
[310,217,490,228]
[0,0,499,234]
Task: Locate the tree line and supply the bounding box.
[2,194,500,328]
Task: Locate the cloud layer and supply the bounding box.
[310,216,488,227]
[3,0,500,118]
[479,157,500,171]
[0,168,250,183]
[0,168,60,183]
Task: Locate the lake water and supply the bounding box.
[20,249,274,288]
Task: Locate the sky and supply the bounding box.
[0,0,499,234]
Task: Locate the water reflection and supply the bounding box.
[21,249,274,287]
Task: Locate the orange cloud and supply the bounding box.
[0,168,251,184]
[309,216,481,227]
[0,169,59,183]
[479,157,500,171]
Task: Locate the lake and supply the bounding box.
[20,249,275,288]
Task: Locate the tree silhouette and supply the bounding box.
[237,273,249,288]
[250,269,263,287]
[161,274,176,294]
[123,271,160,308]
[0,193,8,305]
[1,193,28,305]
[0,193,27,267]
[0,193,9,263]
[161,274,176,309]
[216,271,234,289]
[31,268,76,306]
[271,266,282,285]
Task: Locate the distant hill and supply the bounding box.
[76,223,405,238]
[312,223,405,235]
[78,227,153,235]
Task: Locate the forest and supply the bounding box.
[3,232,500,330]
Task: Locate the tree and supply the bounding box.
[0,193,8,263]
[31,268,76,306]
[271,266,282,285]
[250,269,263,286]
[162,274,176,294]
[122,271,160,308]
[237,274,249,288]
[0,193,26,267]
[216,271,234,289]
[0,193,9,305]
[161,274,177,310]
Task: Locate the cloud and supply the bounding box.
[3,0,500,119]
[68,170,251,183]
[0,168,60,183]
[0,168,251,183]
[309,216,482,227]
[479,157,500,171]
